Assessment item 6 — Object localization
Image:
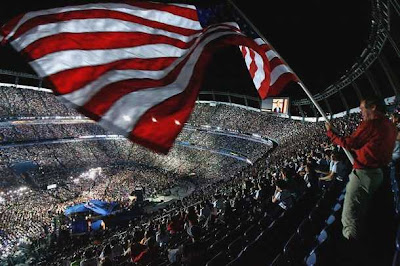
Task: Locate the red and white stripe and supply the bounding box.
[1,2,272,154]
[240,38,298,98]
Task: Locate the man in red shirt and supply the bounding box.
[326,97,396,241]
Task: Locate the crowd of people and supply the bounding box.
[0,86,79,119]
[0,85,398,265]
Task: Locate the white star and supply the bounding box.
[123,115,131,121]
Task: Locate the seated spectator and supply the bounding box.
[99,256,113,266]
[222,200,233,225]
[318,151,349,188]
[132,237,159,265]
[181,225,207,266]
[168,225,207,266]
[212,194,224,212]
[98,243,112,261]
[318,150,332,172]
[139,229,153,246]
[167,214,184,234]
[205,202,219,228]
[254,181,268,203]
[279,167,297,194]
[199,200,211,223]
[121,237,131,257]
[70,253,81,266]
[303,162,319,193]
[110,238,124,261]
[268,179,294,218]
[184,206,199,228]
[129,242,147,262]
[296,159,307,176]
[315,152,329,172]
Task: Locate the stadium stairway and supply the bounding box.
[266,182,346,266]
[222,189,321,266]
[299,166,398,266]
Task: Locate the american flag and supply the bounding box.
[0,1,293,154]
[229,5,299,98]
[197,3,297,98]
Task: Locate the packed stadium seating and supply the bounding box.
[0,85,398,266]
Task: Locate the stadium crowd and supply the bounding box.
[0,85,394,266]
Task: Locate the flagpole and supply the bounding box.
[227,0,354,165]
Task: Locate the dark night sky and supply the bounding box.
[0,0,371,101]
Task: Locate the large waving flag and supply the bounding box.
[0,1,291,154]
[197,3,298,98]
[232,9,299,98]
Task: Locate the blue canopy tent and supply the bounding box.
[64,200,118,216]
[64,203,89,216]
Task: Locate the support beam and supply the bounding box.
[351,82,363,101]
[364,69,382,97]
[311,104,319,122]
[389,0,400,16]
[297,104,305,123]
[386,34,400,58]
[324,98,333,120]
[378,53,400,96]
[338,90,350,115]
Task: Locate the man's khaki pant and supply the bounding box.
[341,168,383,240]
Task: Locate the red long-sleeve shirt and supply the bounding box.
[327,114,397,169]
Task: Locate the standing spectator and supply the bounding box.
[155,223,169,248]
[325,96,396,242]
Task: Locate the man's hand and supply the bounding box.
[325,122,332,131]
